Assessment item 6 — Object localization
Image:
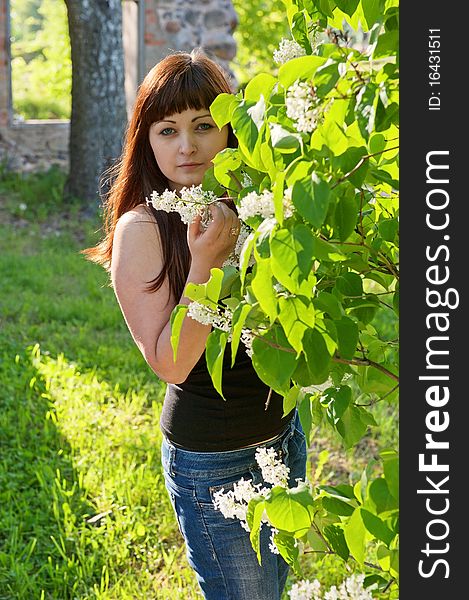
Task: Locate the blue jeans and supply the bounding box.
[161,409,307,600]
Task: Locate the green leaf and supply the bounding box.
[278,296,315,355]
[230,303,253,367]
[285,158,312,187]
[264,485,314,532]
[322,496,355,516]
[205,268,226,303]
[355,83,378,140]
[317,0,335,18]
[232,101,262,162]
[335,272,363,297]
[278,55,327,88]
[313,292,343,320]
[335,147,369,187]
[273,531,302,576]
[369,133,386,155]
[291,11,312,53]
[220,266,239,299]
[368,478,398,513]
[311,237,346,262]
[251,259,278,325]
[269,123,300,152]
[273,170,287,225]
[314,61,340,97]
[201,165,225,197]
[362,0,384,29]
[334,0,360,17]
[210,93,238,128]
[323,524,350,561]
[170,304,188,362]
[314,99,349,155]
[252,328,297,395]
[336,405,369,448]
[307,528,329,552]
[302,329,332,383]
[212,148,242,189]
[292,173,331,228]
[377,545,399,578]
[378,218,398,242]
[334,192,358,241]
[244,73,276,102]
[247,497,266,564]
[360,508,395,546]
[205,330,229,400]
[380,448,399,502]
[335,316,359,359]
[347,294,380,325]
[322,385,352,423]
[297,391,313,442]
[270,226,315,293]
[239,231,257,286]
[393,288,399,316]
[373,30,399,58]
[282,385,303,418]
[344,508,367,564]
[375,99,399,132]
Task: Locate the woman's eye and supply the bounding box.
[197,122,213,131]
[160,127,175,135]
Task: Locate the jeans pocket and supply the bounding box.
[205,465,263,507]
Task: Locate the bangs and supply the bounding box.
[143,55,231,124]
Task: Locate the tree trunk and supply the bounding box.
[64,0,127,209]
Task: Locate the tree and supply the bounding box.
[63,0,127,208]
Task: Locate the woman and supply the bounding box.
[83,49,307,600]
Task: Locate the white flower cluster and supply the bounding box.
[241,171,253,187]
[147,184,218,225]
[289,574,375,600]
[187,302,232,333]
[289,579,322,600]
[212,477,269,532]
[212,447,290,536]
[223,222,255,269]
[238,188,294,222]
[240,328,255,358]
[324,574,375,600]
[274,38,306,65]
[255,446,290,487]
[286,80,321,133]
[269,527,280,554]
[186,302,256,357]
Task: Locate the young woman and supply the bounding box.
[83,50,307,600]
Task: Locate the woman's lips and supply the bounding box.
[178,163,203,169]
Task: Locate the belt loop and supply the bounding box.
[169,444,176,477]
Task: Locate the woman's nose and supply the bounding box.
[179,134,197,155]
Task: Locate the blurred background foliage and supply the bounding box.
[9,0,287,120]
[10,0,72,120]
[231,0,289,87]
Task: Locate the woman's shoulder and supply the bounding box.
[113,204,162,262]
[117,203,155,226]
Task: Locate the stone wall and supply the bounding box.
[144,0,238,88]
[0,0,238,173]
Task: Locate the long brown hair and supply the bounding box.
[81,49,237,302]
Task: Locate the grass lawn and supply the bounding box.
[0,168,398,599]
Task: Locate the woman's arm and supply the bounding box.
[111,203,239,384]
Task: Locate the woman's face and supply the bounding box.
[149,108,229,192]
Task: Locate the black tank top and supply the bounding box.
[160,341,295,451]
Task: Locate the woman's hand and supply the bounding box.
[187,201,241,270]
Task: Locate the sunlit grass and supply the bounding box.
[0,169,397,598]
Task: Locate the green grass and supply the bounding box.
[0,169,398,599]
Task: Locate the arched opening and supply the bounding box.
[9,0,71,121]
